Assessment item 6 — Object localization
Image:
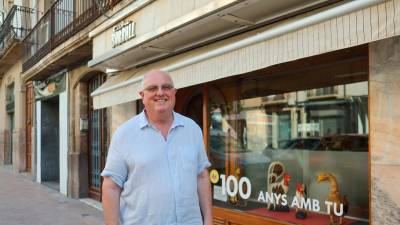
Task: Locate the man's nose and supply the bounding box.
[155,87,165,95]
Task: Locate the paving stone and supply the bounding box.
[0,167,104,225]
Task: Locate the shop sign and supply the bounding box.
[34,72,66,100]
[111,20,135,47]
[213,172,346,217]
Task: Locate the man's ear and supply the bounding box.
[139,91,144,98]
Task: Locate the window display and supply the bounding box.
[208,77,369,225]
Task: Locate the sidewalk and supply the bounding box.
[0,166,104,225]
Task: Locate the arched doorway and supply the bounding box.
[176,86,204,129]
[87,73,108,201]
[183,93,203,129]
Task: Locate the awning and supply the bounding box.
[92,70,142,109]
[92,0,395,109]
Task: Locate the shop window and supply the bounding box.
[208,72,369,224]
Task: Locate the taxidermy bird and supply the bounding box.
[317,172,349,225]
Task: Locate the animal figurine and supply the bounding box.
[267,162,290,211]
[317,172,349,225]
[295,183,307,219]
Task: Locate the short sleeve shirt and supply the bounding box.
[101,111,211,225]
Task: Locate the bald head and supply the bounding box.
[141,70,174,90]
[139,70,177,120]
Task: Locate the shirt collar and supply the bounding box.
[171,111,185,129]
[139,110,184,129]
[138,110,149,129]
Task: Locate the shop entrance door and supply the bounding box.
[88,74,107,201]
[41,96,60,190]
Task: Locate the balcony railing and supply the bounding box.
[307,86,338,98]
[22,0,121,72]
[0,5,35,57]
[261,94,287,103]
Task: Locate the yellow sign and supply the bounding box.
[210,169,219,184]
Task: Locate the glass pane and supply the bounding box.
[209,80,368,224]
[89,74,107,189]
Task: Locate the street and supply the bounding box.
[0,167,104,225]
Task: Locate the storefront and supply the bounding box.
[33,71,69,195]
[171,45,369,224]
[87,0,400,224]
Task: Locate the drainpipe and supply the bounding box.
[91,0,384,97]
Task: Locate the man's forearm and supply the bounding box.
[198,170,213,225]
[102,177,122,225]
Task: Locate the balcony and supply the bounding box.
[307,86,339,100]
[261,94,288,105]
[22,0,121,74]
[0,5,35,76]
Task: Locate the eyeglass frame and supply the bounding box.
[142,83,175,93]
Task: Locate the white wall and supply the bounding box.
[35,100,41,183]
[345,81,368,96]
[29,0,37,25]
[59,91,68,195]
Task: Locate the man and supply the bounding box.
[101,70,213,225]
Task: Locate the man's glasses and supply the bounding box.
[143,84,174,93]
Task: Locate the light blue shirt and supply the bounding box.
[101,111,211,225]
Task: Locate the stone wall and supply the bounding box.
[370,36,400,225]
[69,80,89,198]
[12,128,26,172]
[67,67,109,199]
[0,59,26,172]
[111,102,136,137]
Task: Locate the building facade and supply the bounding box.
[0,0,35,173]
[88,0,400,225]
[7,0,125,197]
[0,0,399,225]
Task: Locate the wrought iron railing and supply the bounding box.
[22,0,122,72]
[0,5,35,56]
